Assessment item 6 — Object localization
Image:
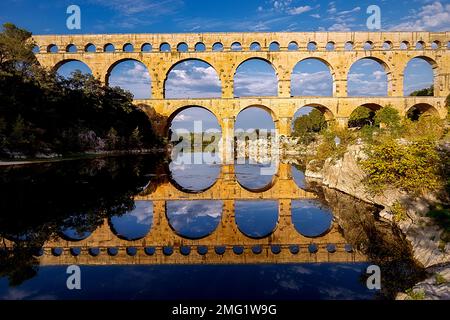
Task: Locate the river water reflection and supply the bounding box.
[0,153,423,300]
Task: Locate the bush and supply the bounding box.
[361,139,443,195]
[375,105,401,129]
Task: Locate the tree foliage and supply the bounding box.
[374,105,401,129]
[348,106,375,128]
[410,86,434,97]
[361,139,443,195]
[0,23,161,158]
[292,108,326,143]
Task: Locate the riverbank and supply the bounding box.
[0,148,168,167]
[303,143,449,300]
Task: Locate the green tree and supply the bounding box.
[375,105,401,129]
[361,139,442,195]
[410,86,434,97]
[106,127,119,150]
[0,23,37,73]
[293,109,326,136]
[348,106,375,128]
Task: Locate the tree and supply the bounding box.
[106,127,119,150]
[129,127,143,148]
[0,23,37,73]
[348,106,375,128]
[293,109,326,136]
[375,105,401,129]
[410,86,434,97]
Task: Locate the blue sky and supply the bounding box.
[2,0,448,131]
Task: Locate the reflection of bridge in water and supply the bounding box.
[2,163,366,265]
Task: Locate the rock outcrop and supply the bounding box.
[304,144,449,299]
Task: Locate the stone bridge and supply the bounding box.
[1,163,366,265]
[32,31,450,162]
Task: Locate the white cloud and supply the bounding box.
[337,6,361,16]
[288,6,313,15]
[234,71,278,97]
[390,1,450,31]
[165,63,222,98]
[328,23,352,31]
[310,14,321,19]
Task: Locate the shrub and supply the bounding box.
[361,139,442,195]
[375,105,401,129]
[391,201,408,222]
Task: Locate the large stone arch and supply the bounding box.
[165,104,222,136]
[290,57,336,96]
[105,57,149,86]
[235,104,278,125]
[294,103,335,122]
[51,58,93,74]
[163,58,221,99]
[403,55,439,97]
[347,56,392,96]
[232,57,279,97]
[406,103,440,120]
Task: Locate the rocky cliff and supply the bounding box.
[304,144,449,299]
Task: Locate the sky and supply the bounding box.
[2,0,448,131]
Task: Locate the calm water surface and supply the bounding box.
[0,153,423,300]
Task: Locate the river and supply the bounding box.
[0,152,424,300]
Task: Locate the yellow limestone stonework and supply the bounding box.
[1,164,366,265]
[33,32,450,162]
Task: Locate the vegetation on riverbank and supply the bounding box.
[295,98,450,242]
[0,23,162,159]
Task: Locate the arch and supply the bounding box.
[66,44,77,53]
[431,41,440,50]
[250,42,261,51]
[348,103,382,128]
[400,41,409,50]
[325,41,335,51]
[109,200,153,241]
[104,43,115,52]
[294,104,334,122]
[164,59,221,99]
[106,58,151,99]
[167,104,222,137]
[123,43,134,52]
[177,42,188,52]
[269,41,280,51]
[347,57,390,97]
[288,41,298,51]
[47,44,58,53]
[32,45,40,54]
[292,104,333,138]
[382,41,392,50]
[141,43,152,52]
[307,41,317,51]
[233,58,278,97]
[403,56,437,96]
[212,42,223,51]
[194,42,206,52]
[416,41,425,50]
[292,199,333,238]
[406,103,439,120]
[160,42,171,52]
[235,201,278,239]
[85,43,96,52]
[231,42,242,51]
[291,58,334,97]
[363,41,373,50]
[344,41,354,50]
[166,200,222,240]
[54,59,93,77]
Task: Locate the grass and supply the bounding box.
[405,288,426,300]
[435,274,447,285]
